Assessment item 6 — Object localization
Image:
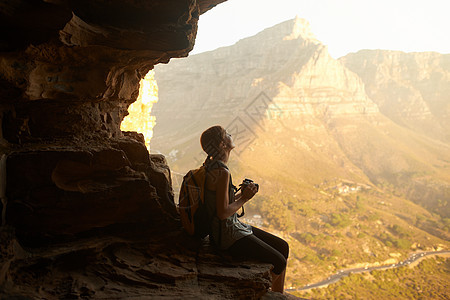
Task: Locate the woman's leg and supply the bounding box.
[251,226,289,260]
[250,226,289,293]
[271,269,286,293]
[227,228,289,293]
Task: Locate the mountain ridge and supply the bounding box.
[340,49,450,143]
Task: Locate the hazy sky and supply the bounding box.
[192,0,450,58]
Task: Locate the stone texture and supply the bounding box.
[0,227,277,299]
[0,1,198,144]
[4,138,177,244]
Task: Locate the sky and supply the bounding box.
[192,0,450,58]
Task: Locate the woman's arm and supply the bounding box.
[215,168,257,220]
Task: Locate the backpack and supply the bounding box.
[178,160,227,238]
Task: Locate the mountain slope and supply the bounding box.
[341,50,450,143]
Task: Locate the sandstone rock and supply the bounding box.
[0,0,203,144]
[0,227,275,299]
[4,138,174,244]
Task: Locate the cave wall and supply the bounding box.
[0,0,203,144]
[0,0,226,241]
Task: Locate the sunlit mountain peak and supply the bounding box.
[284,16,319,43]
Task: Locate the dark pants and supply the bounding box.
[228,226,289,275]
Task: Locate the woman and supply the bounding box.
[200,125,289,293]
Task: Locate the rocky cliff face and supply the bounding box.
[152,17,380,165]
[1,226,273,299]
[152,17,384,169]
[341,50,450,143]
[153,17,379,123]
[0,1,285,299]
[0,0,200,241]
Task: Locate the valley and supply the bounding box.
[288,250,450,291]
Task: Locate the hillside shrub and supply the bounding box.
[330,213,351,228]
[389,224,411,237]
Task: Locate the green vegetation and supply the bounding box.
[389,224,411,238]
[246,195,295,232]
[367,212,380,222]
[444,218,450,232]
[297,257,450,299]
[240,182,449,290]
[237,176,449,293]
[329,213,352,228]
[378,232,412,250]
[355,195,366,211]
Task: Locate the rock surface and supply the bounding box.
[0,1,286,299]
[1,226,274,299]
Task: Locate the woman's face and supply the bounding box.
[223,130,235,151]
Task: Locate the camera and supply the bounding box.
[240,178,259,192]
[236,179,259,218]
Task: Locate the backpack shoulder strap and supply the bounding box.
[204,159,229,172]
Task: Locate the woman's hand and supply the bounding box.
[215,168,258,220]
[242,183,258,201]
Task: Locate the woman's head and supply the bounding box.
[200,125,234,160]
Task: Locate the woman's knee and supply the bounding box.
[252,227,289,259]
[267,234,289,259]
[273,256,287,275]
[279,239,289,259]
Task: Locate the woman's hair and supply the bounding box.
[200,125,227,160]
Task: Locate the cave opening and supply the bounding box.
[120,70,158,150]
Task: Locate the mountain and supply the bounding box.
[152,17,450,215]
[152,17,379,169]
[150,17,450,288]
[340,50,450,143]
